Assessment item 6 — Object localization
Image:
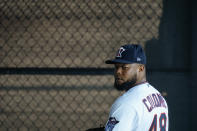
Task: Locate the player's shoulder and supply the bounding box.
[126,82,155,97]
[112,82,151,109]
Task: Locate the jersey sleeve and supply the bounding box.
[105,105,139,131]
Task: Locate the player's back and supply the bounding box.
[136,83,168,131]
[106,82,168,131]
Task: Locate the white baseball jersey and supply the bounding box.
[105,82,168,131]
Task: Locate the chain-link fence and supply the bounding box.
[0,0,163,130]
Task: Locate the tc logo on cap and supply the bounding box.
[116,47,125,58]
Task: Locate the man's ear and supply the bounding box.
[138,64,145,72]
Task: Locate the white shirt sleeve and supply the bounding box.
[105,105,139,131]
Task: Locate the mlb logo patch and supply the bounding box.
[105,117,119,131]
[137,57,141,62]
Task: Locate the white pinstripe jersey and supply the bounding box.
[105,82,169,131]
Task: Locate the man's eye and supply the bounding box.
[122,66,128,70]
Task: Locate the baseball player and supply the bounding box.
[104,44,169,131]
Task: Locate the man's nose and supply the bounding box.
[115,67,122,75]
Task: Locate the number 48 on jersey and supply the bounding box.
[149,113,167,131]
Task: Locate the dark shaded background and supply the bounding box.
[146,0,196,130]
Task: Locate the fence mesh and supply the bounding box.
[0,0,163,130]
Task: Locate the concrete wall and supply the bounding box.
[146,0,194,130]
[191,0,197,130]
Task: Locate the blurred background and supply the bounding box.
[0,0,196,131]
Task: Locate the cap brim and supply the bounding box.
[105,59,135,64]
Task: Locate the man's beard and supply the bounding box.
[114,74,137,91]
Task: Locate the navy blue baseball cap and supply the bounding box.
[105,44,146,64]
